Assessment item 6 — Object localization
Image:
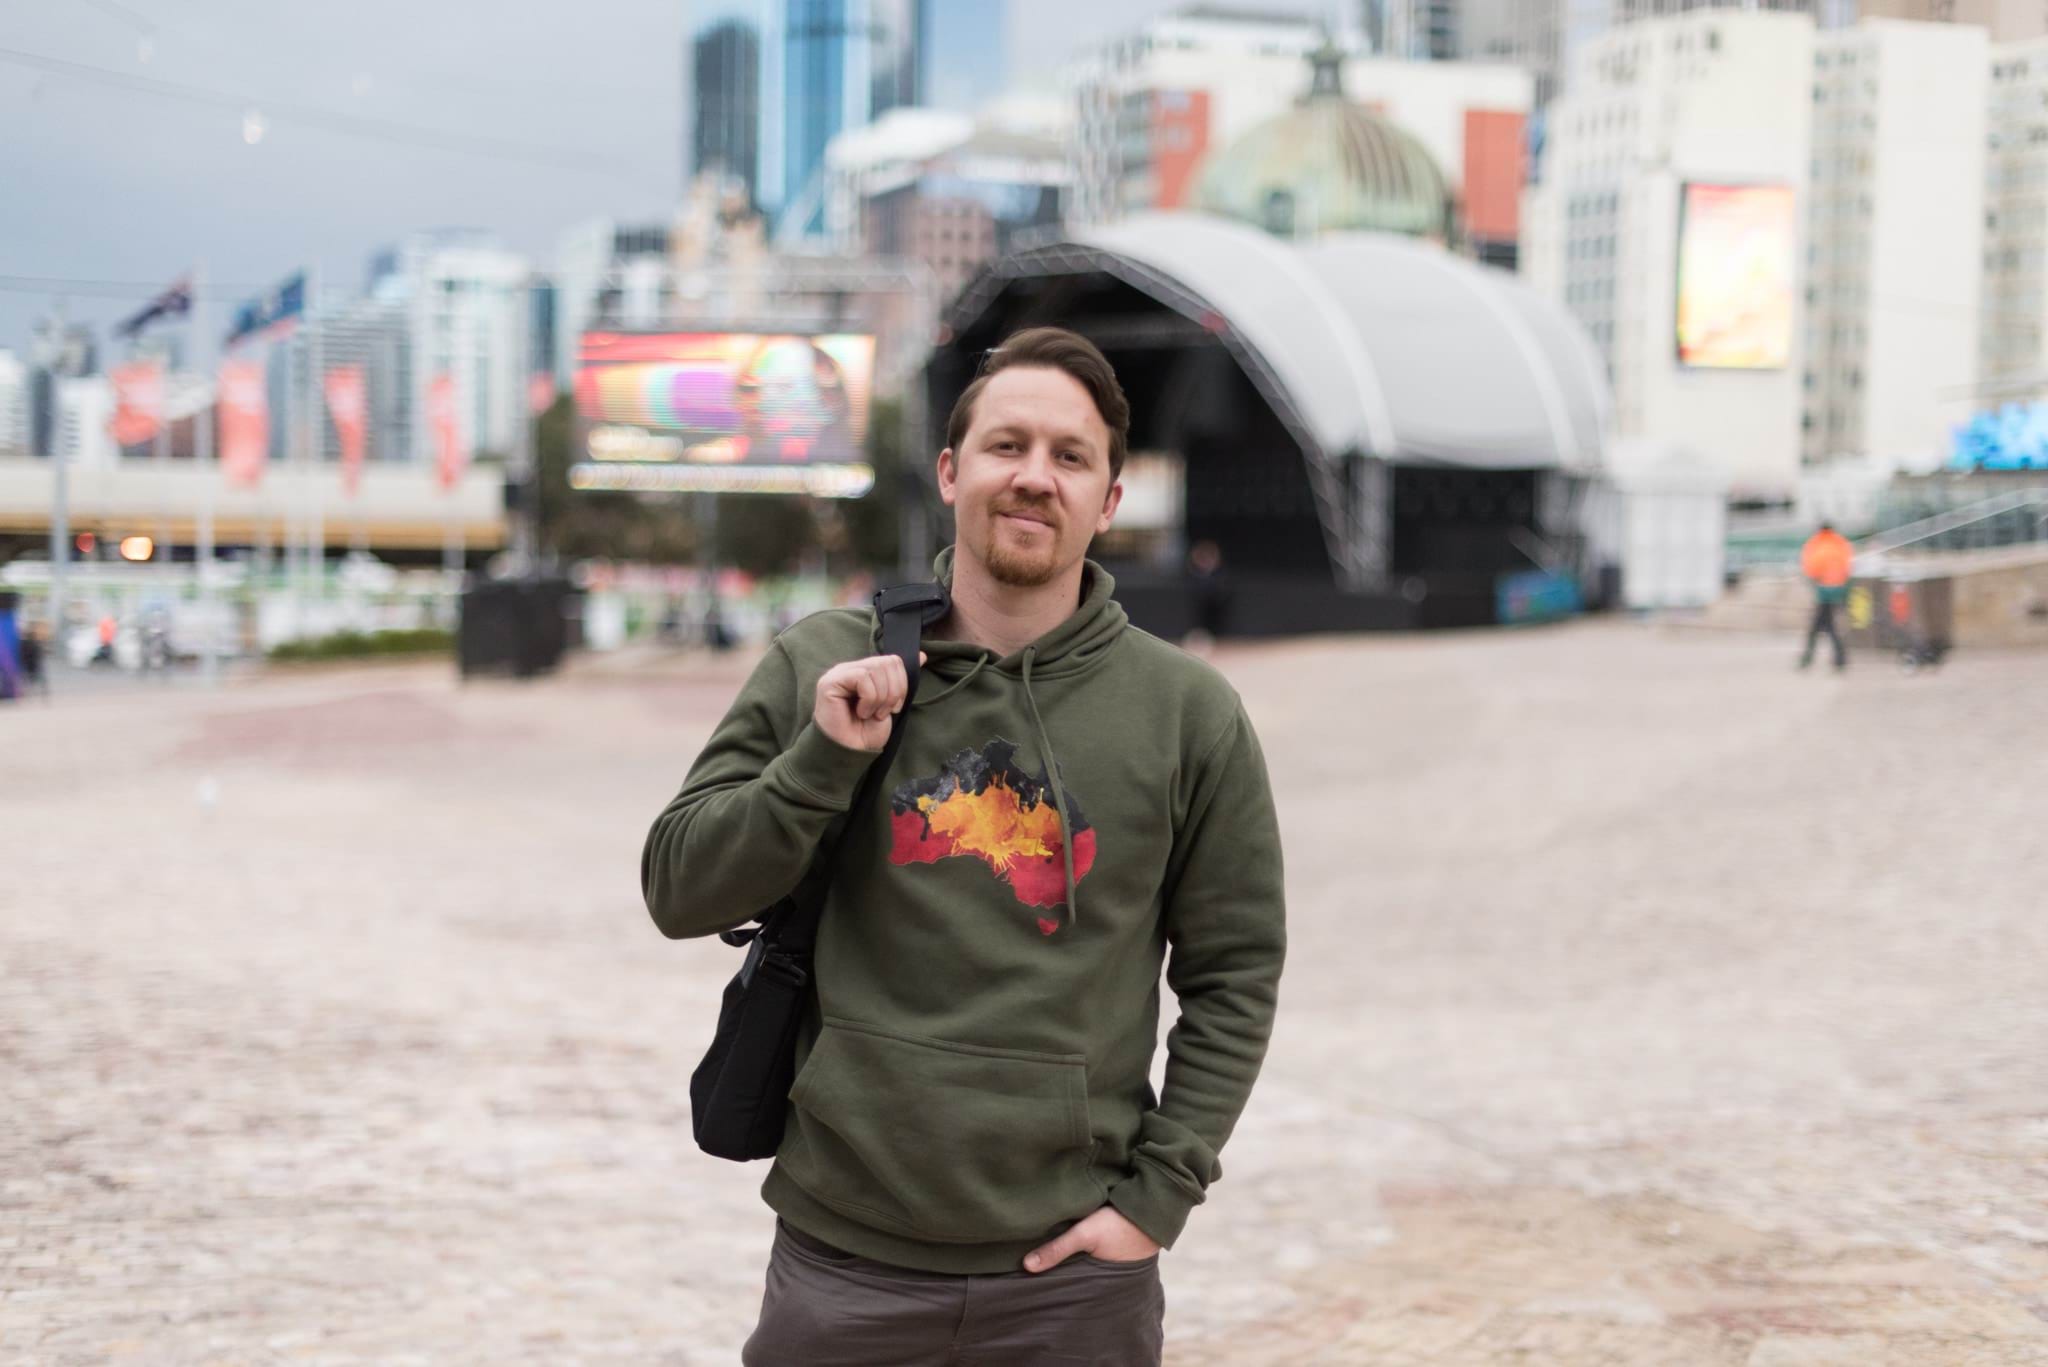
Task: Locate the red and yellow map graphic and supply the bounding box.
[888,738,1096,931]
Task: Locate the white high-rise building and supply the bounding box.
[0,351,26,457]
[1862,0,2048,42]
[1982,37,2048,396]
[1804,20,1987,468]
[1068,8,1334,228]
[1069,7,1534,261]
[1524,10,1814,496]
[292,295,413,468]
[396,232,531,466]
[54,377,116,471]
[1463,0,1848,110]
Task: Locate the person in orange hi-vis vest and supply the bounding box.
[1798,521,1854,672]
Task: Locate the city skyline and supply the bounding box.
[1,0,1321,358]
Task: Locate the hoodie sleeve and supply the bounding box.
[1106,704,1287,1248]
[641,638,880,940]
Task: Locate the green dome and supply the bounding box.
[1195,44,1453,241]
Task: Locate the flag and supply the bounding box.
[218,361,269,486]
[428,374,466,490]
[225,272,306,348]
[325,366,367,496]
[117,278,192,339]
[527,371,556,415]
[109,361,165,447]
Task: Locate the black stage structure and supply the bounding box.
[919,213,1610,635]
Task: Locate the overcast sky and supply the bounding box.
[0,0,1335,358]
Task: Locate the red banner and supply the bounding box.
[428,374,466,490]
[110,360,165,447]
[218,361,268,486]
[528,371,556,415]
[325,365,367,496]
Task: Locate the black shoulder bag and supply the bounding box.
[689,581,949,1161]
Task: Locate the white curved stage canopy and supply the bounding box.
[1002,211,1611,473]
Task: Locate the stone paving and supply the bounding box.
[2,623,2045,1365]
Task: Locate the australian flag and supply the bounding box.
[116,277,192,339]
[225,272,307,348]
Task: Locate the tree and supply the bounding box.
[843,395,908,571]
[533,395,701,563]
[714,495,816,577]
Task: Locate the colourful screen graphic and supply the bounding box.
[575,331,876,466]
[1675,183,1795,370]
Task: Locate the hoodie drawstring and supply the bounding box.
[912,652,990,708]
[1021,645,1080,928]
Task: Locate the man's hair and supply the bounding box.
[946,327,1131,483]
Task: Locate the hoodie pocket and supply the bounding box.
[782,1016,1101,1243]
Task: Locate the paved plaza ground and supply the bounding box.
[3,622,2045,1365]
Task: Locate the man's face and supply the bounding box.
[938,366,1122,589]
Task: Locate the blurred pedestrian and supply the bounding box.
[702,595,734,651]
[641,327,1286,1367]
[19,620,49,699]
[1798,520,1853,672]
[1184,539,1231,651]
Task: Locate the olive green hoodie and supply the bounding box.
[641,549,1286,1274]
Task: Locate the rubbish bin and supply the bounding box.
[458,577,578,679]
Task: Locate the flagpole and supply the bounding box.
[195,263,217,686]
[48,292,71,672]
[153,329,170,587]
[288,299,303,627]
[309,265,326,609]
[514,282,529,577]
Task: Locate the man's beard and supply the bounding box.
[981,505,1062,587]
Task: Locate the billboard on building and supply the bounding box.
[571,331,877,497]
[1674,183,1795,370]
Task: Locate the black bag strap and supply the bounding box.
[749,580,947,959]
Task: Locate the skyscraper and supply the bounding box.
[686,2,781,218]
[781,0,926,234]
[685,1,937,236]
[693,17,764,206]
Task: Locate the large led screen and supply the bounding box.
[1674,183,1795,370]
[572,330,877,498]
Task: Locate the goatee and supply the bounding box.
[984,537,1060,587]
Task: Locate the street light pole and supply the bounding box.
[195,262,218,686]
[48,295,71,658]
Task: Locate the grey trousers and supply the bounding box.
[742,1220,1166,1367]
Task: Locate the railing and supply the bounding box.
[1856,489,2048,565]
[1508,526,1567,575]
[1736,490,2048,577]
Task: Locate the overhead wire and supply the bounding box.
[0,44,633,176]
[0,275,272,299]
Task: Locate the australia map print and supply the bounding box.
[888,738,1096,934]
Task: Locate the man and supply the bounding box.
[642,328,1286,1366]
[1798,520,1853,672]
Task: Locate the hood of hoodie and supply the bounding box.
[868,546,1129,927]
[873,545,1129,682]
